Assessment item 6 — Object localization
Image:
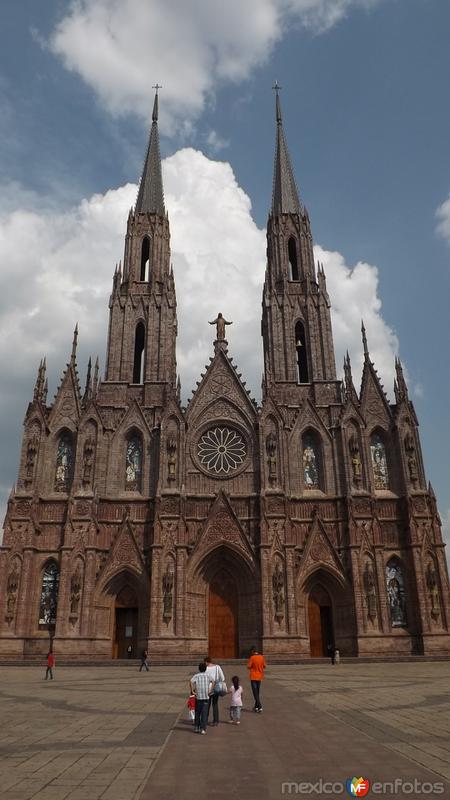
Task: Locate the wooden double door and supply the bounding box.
[208,570,238,658]
[113,586,138,659]
[308,585,334,657]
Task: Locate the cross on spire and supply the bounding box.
[271,82,301,213]
[135,84,165,215]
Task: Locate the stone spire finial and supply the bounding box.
[394,356,409,403]
[83,357,92,405]
[361,320,369,360]
[135,85,165,216]
[271,83,301,215]
[33,358,46,401]
[71,323,79,365]
[93,356,100,396]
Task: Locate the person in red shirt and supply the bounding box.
[247,646,266,712]
[45,651,55,681]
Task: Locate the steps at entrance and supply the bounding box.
[0,654,449,667]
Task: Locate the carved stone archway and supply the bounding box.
[188,545,261,658]
[95,569,149,659]
[299,567,357,657]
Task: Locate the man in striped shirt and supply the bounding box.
[190,662,213,734]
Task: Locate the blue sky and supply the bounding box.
[0,0,449,544]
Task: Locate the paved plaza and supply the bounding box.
[0,662,449,799]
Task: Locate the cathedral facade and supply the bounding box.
[1,90,449,661]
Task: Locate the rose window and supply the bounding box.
[198,427,246,474]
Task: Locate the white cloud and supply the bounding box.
[316,246,398,393]
[49,0,384,130]
[0,147,396,529]
[205,130,230,154]
[436,195,450,246]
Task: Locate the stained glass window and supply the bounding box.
[126,436,142,491]
[54,434,73,492]
[385,560,407,628]
[39,563,59,625]
[302,434,320,489]
[370,433,389,489]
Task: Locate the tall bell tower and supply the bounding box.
[105,89,177,400]
[262,86,338,401]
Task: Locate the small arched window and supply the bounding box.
[302,431,321,490]
[54,433,74,492]
[288,237,299,281]
[295,321,309,383]
[140,237,151,281]
[133,322,145,384]
[385,558,407,628]
[39,562,59,625]
[125,435,143,491]
[370,432,389,489]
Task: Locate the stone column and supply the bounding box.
[350,548,367,637]
[80,549,97,638]
[15,548,35,637]
[54,549,72,641]
[374,547,390,633]
[175,546,187,637]
[284,546,297,635]
[149,545,163,638]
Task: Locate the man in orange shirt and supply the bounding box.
[247,646,266,712]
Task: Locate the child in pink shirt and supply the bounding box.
[229,675,243,724]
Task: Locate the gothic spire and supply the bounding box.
[83,357,92,406]
[271,83,301,215]
[33,358,46,402]
[71,323,78,365]
[135,86,165,216]
[394,356,409,403]
[361,320,369,360]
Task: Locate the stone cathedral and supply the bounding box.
[1,89,449,661]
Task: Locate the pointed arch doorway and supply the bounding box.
[113,585,138,659]
[208,570,238,658]
[308,584,334,657]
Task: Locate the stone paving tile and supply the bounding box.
[1,663,450,799]
[0,666,189,800]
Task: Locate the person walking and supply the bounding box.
[45,651,55,680]
[205,655,226,726]
[247,646,266,712]
[139,649,149,672]
[190,662,213,734]
[228,675,243,725]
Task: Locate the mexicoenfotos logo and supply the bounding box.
[346,777,371,797]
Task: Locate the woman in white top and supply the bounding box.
[205,655,225,726]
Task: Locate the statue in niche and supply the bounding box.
[426,563,440,620]
[349,435,362,485]
[404,434,418,485]
[54,435,73,492]
[6,568,19,619]
[25,435,39,480]
[70,568,82,617]
[266,433,277,483]
[370,435,389,490]
[166,438,177,481]
[82,436,95,485]
[209,312,232,341]
[272,562,285,622]
[162,565,174,622]
[363,561,378,621]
